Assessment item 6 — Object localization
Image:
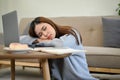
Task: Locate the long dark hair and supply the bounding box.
[29,17,82,45]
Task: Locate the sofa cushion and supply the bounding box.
[102,17,120,48]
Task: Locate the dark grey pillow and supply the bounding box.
[102,17,120,48]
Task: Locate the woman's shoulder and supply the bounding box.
[72,28,80,36]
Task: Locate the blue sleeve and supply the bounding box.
[60,34,79,48]
[37,34,77,48]
[37,38,63,47]
[38,34,79,48]
[20,35,37,45]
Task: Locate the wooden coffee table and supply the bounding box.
[0,46,70,80]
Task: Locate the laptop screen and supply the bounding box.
[2,11,20,47]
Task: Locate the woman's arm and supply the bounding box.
[20,35,63,47]
[20,34,79,48]
[20,35,37,44]
[35,38,64,47]
[36,34,78,48]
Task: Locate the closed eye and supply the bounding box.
[37,25,47,38]
[38,32,42,37]
[42,25,47,31]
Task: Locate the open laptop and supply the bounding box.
[2,11,20,47]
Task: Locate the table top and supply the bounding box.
[0,46,71,59]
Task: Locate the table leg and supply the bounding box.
[41,59,50,80]
[11,59,15,80]
[0,64,2,68]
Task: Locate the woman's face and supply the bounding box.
[34,22,56,40]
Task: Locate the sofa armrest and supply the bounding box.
[84,46,120,56]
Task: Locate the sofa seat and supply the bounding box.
[84,46,120,73]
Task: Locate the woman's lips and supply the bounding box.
[47,34,52,39]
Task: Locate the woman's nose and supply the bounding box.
[42,31,48,36]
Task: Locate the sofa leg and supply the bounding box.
[22,66,25,70]
[0,64,2,68]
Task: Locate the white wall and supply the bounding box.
[0,0,120,33]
